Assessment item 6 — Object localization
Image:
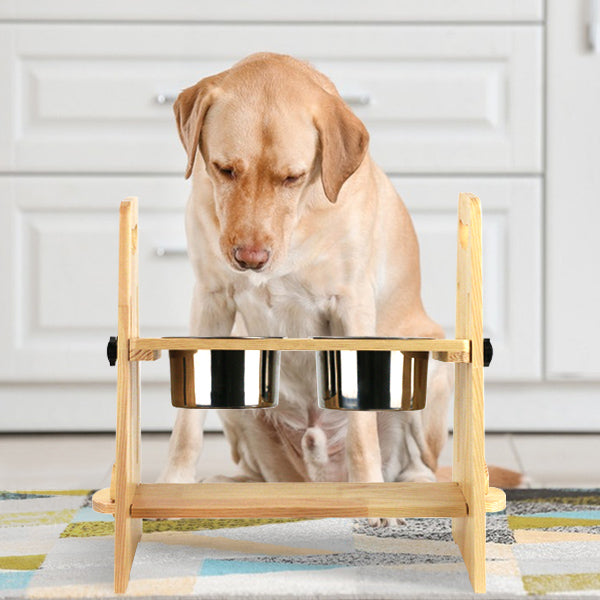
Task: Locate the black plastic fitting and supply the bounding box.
[107,336,118,367]
[483,338,493,367]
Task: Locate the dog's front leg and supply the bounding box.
[331,290,402,527]
[333,293,397,526]
[158,284,235,483]
[331,293,384,483]
[346,412,384,483]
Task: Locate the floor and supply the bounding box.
[1,432,599,490]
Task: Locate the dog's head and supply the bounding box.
[174,53,369,274]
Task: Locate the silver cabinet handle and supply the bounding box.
[341,93,371,107]
[155,92,178,105]
[156,91,370,107]
[590,0,600,52]
[154,246,188,257]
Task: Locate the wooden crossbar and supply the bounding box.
[129,337,471,364]
[92,483,506,519]
[130,336,469,353]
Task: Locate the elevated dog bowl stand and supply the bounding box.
[92,194,506,594]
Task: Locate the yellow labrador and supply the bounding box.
[159,53,454,522]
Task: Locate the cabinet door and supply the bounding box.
[395,177,542,381]
[0,177,191,382]
[0,24,542,174]
[546,0,600,380]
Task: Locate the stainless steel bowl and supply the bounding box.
[169,344,280,409]
[315,340,429,411]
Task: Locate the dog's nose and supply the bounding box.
[233,246,270,270]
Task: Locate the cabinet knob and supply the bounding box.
[155,92,178,105]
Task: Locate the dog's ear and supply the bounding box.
[314,93,369,203]
[173,73,227,179]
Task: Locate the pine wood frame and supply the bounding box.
[93,193,505,593]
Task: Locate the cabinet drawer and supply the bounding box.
[396,177,542,381]
[0,176,542,383]
[0,0,544,22]
[0,176,191,382]
[0,24,542,174]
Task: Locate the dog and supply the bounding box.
[158,53,458,523]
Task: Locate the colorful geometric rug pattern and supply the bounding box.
[1,489,600,598]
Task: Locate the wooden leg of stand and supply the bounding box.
[114,197,142,593]
[452,193,487,593]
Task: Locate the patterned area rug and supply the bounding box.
[1,489,600,599]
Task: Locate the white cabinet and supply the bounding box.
[396,178,542,381]
[0,177,191,383]
[0,24,542,174]
[546,0,600,380]
[0,2,556,431]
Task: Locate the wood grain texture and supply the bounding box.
[92,485,506,517]
[132,482,468,519]
[484,486,506,513]
[114,197,142,594]
[92,487,113,513]
[452,193,487,593]
[130,337,470,355]
[432,350,471,363]
[129,348,162,361]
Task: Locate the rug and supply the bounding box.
[1,489,600,599]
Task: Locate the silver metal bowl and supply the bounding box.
[315,339,429,411]
[169,342,280,409]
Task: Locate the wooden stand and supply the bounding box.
[93,193,505,594]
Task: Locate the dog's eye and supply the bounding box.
[283,174,305,186]
[214,164,235,180]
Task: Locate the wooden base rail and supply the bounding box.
[92,483,506,520]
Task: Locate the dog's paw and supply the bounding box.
[367,517,406,528]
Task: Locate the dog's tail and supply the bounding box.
[301,427,329,481]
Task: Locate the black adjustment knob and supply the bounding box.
[107,336,118,366]
[483,338,493,367]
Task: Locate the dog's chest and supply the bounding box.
[232,277,332,337]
